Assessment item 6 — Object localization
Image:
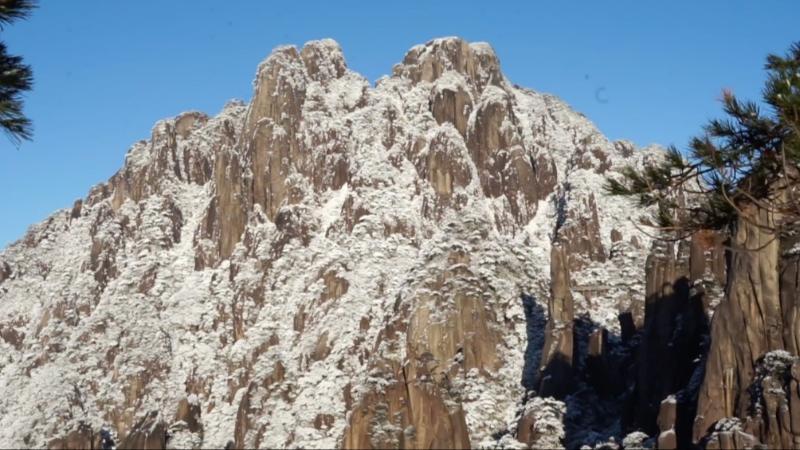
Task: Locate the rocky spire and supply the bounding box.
[0,37,660,449]
[538,243,574,399]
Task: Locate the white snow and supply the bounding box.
[0,37,660,449]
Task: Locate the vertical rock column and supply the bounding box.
[693,202,785,442]
[538,244,574,399]
[657,396,677,449]
[634,229,723,442]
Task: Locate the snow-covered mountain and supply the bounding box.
[0,37,670,449]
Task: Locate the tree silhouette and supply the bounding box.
[0,0,35,146]
[606,42,800,245]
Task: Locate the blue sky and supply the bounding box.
[1,0,798,247]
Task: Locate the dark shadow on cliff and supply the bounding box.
[516,272,712,449]
[635,275,709,448]
[558,277,710,449]
[561,314,631,448]
[521,293,546,390]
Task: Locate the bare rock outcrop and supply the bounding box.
[118,411,167,450]
[344,249,507,449]
[693,203,787,443]
[0,37,659,449]
[556,192,605,269]
[657,396,678,450]
[393,37,502,94]
[46,422,96,450]
[538,244,574,399]
[108,111,213,211]
[0,260,11,285]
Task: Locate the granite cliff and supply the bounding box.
[0,37,796,449]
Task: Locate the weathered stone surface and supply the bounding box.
[231,357,286,449]
[394,37,501,94]
[344,250,502,449]
[538,244,574,399]
[656,396,678,449]
[781,230,800,356]
[0,37,662,449]
[694,203,784,442]
[0,260,10,285]
[319,270,348,304]
[174,396,203,435]
[300,39,347,82]
[195,147,249,266]
[556,192,605,269]
[46,422,94,450]
[657,429,677,450]
[109,112,214,212]
[430,81,472,137]
[70,199,83,221]
[118,411,167,450]
[630,231,724,445]
[233,382,257,450]
[515,397,566,449]
[424,128,473,196]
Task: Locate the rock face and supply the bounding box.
[690,201,800,449]
[538,244,574,399]
[634,234,721,441]
[0,37,663,449]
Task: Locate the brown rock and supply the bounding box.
[791,377,800,436]
[203,148,249,264]
[430,83,472,136]
[343,250,485,449]
[47,422,94,450]
[293,305,306,333]
[340,193,370,234]
[174,396,203,434]
[244,47,306,220]
[0,261,10,285]
[657,396,677,433]
[635,236,714,441]
[586,327,614,395]
[556,192,605,269]
[313,413,334,430]
[657,429,677,450]
[70,199,83,221]
[0,323,23,349]
[538,244,574,399]
[516,410,539,446]
[394,37,501,95]
[233,383,256,450]
[320,270,349,303]
[694,203,784,442]
[118,411,167,450]
[310,332,331,362]
[300,39,347,82]
[406,251,501,377]
[108,111,213,212]
[781,230,800,356]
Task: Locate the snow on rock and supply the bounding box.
[0,37,659,448]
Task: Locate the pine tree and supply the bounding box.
[0,0,35,146]
[605,42,800,243]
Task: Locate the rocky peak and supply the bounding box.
[300,39,348,82]
[0,37,666,449]
[394,37,503,96]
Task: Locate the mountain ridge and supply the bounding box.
[0,37,664,449]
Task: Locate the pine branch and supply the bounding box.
[0,0,35,29]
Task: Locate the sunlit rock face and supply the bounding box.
[0,37,666,449]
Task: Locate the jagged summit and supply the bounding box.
[0,38,662,449]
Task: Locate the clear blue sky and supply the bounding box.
[1,1,798,247]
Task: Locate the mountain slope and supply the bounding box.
[0,38,660,449]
